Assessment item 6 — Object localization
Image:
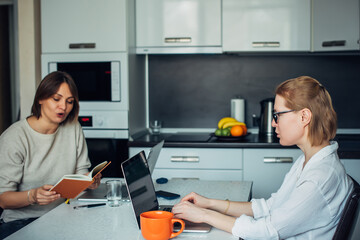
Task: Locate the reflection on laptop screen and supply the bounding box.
[122,151,159,226]
[147,140,164,175]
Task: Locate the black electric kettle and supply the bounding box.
[259,98,275,135]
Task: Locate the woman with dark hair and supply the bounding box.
[172,76,353,239]
[0,71,100,238]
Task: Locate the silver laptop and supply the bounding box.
[121,149,212,233]
[78,141,164,202]
[147,140,164,174]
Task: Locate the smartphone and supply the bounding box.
[155,190,180,200]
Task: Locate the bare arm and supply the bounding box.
[0,185,60,209]
[178,192,253,217]
[172,200,236,233]
[208,198,254,217]
[172,192,254,233]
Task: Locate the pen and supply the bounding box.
[73,203,106,209]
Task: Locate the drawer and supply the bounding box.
[156,148,243,170]
[153,169,243,181]
[244,148,302,198]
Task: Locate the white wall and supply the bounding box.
[17,0,41,119]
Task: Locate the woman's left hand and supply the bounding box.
[172,200,208,223]
[88,173,102,189]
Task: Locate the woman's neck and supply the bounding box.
[299,141,330,169]
[27,116,59,134]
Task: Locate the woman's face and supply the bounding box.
[39,83,74,125]
[272,95,304,146]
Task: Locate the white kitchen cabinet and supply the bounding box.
[243,148,302,199]
[342,159,360,184]
[129,147,243,181]
[136,0,222,54]
[222,0,311,52]
[41,0,127,53]
[312,0,360,52]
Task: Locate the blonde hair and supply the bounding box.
[275,76,337,146]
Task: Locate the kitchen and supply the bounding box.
[1,0,360,194]
[0,0,360,238]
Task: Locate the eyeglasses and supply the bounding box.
[273,110,295,124]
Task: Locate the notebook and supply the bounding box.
[77,141,164,202]
[121,149,212,233]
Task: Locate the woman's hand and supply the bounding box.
[88,173,102,189]
[171,192,212,223]
[31,185,61,205]
[173,193,238,234]
[172,200,209,223]
[180,192,212,209]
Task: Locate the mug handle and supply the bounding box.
[170,219,185,238]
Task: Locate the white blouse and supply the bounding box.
[232,142,353,240]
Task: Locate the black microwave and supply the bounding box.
[49,61,121,102]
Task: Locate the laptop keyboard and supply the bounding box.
[163,207,172,212]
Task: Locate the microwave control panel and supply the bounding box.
[79,110,128,130]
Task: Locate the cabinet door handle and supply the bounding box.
[172,177,200,180]
[252,42,280,48]
[171,156,199,162]
[165,37,192,43]
[264,157,293,163]
[69,43,96,49]
[322,40,346,47]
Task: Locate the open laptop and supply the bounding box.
[121,149,212,233]
[77,141,164,202]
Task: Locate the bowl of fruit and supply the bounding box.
[211,117,249,141]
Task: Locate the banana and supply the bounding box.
[222,121,246,129]
[217,117,237,129]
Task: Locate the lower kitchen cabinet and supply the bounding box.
[243,148,302,199]
[129,147,243,181]
[152,169,242,181]
[342,159,360,184]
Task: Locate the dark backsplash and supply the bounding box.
[148,54,360,129]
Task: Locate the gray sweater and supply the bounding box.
[0,119,91,222]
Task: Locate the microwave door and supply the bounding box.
[53,62,113,102]
[111,62,121,102]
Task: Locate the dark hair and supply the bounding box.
[31,71,79,124]
[275,76,337,146]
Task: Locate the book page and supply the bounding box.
[89,161,110,178]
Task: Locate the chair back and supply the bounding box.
[332,175,360,240]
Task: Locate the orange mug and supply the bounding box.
[140,210,185,240]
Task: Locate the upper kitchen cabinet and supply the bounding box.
[41,0,127,53]
[136,0,222,54]
[312,0,360,52]
[223,0,311,52]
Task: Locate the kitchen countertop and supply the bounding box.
[129,131,360,159]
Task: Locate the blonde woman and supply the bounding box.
[172,76,353,239]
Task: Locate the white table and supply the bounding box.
[5,179,252,240]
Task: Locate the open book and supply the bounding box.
[50,161,111,199]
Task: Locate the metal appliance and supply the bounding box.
[41,53,129,176]
[259,98,275,136]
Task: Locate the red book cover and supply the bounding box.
[50,161,111,199]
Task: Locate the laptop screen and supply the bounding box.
[121,151,159,226]
[147,140,164,175]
